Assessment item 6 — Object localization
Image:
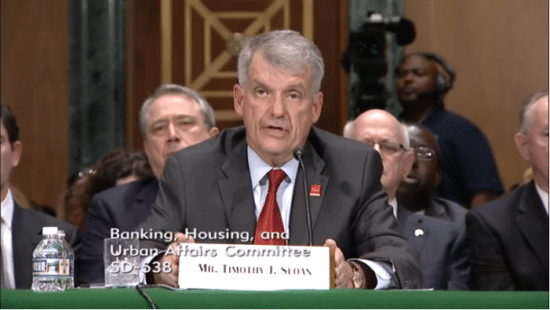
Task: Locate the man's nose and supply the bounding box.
[167,123,180,142]
[271,93,285,117]
[401,71,414,82]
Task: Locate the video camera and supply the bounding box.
[342,13,416,117]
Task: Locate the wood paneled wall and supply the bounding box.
[2,0,546,215]
[1,0,70,214]
[403,0,548,191]
[126,0,348,151]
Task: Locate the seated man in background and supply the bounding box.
[78,84,219,284]
[1,102,80,289]
[396,52,503,208]
[397,124,467,225]
[467,92,548,290]
[139,30,422,290]
[345,109,469,290]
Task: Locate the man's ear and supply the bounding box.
[514,132,530,162]
[143,139,151,158]
[433,169,441,186]
[209,127,219,137]
[12,141,22,167]
[312,92,323,123]
[233,84,244,116]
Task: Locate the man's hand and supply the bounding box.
[324,239,354,288]
[149,232,195,287]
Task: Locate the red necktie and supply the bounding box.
[254,169,287,245]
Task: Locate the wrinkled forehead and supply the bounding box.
[357,122,406,145]
[148,94,201,119]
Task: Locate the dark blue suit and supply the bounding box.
[397,204,469,290]
[78,176,158,284]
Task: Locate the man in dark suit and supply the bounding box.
[345,109,469,289]
[78,85,219,284]
[467,92,549,290]
[140,30,422,289]
[397,124,467,225]
[1,102,80,289]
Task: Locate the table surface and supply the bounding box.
[1,287,548,309]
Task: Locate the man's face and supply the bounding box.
[233,52,323,167]
[516,96,549,190]
[0,123,22,199]
[349,110,414,199]
[398,127,440,197]
[396,55,440,104]
[143,94,218,178]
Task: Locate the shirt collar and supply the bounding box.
[534,183,549,215]
[1,189,14,228]
[388,198,398,219]
[247,146,299,187]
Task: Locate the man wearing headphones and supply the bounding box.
[396,52,503,208]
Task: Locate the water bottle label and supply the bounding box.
[33,259,72,276]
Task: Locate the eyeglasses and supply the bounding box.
[413,146,435,161]
[364,140,406,156]
[78,168,96,178]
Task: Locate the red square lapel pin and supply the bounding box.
[309,184,321,197]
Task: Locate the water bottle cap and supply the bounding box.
[42,226,58,235]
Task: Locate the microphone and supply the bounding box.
[293,148,313,246]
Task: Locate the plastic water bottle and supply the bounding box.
[57,230,75,289]
[31,226,73,292]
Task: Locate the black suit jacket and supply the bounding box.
[425,197,468,225]
[397,205,469,290]
[78,176,158,284]
[139,126,422,288]
[11,203,81,289]
[466,181,549,290]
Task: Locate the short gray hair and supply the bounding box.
[139,84,216,137]
[238,30,325,93]
[519,91,548,134]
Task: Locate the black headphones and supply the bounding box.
[415,52,456,94]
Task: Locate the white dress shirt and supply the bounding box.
[247,147,393,290]
[247,146,299,232]
[1,189,16,288]
[534,183,549,215]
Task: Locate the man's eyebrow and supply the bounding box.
[149,115,197,128]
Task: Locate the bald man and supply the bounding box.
[345,109,469,290]
[467,92,549,290]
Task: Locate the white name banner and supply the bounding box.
[178,244,333,290]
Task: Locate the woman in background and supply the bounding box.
[65,148,153,231]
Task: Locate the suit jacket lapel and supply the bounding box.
[426,199,448,221]
[218,139,256,243]
[289,141,328,245]
[12,204,43,288]
[515,182,549,275]
[134,177,159,224]
[397,206,428,253]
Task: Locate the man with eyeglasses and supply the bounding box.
[344,109,469,290]
[397,124,467,225]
